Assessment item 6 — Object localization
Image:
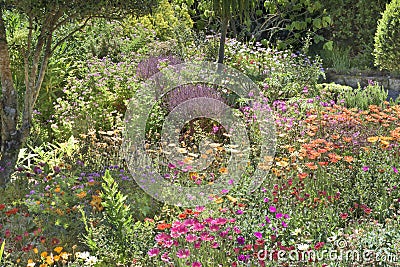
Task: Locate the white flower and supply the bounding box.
[85,256,98,266]
[297,243,310,251]
[75,251,90,260]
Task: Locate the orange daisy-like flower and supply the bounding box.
[328,153,342,163]
[298,173,308,179]
[157,223,172,230]
[305,162,318,170]
[76,191,87,199]
[343,156,354,163]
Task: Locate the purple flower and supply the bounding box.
[276,213,283,219]
[269,206,276,213]
[362,166,369,172]
[265,216,271,224]
[236,209,243,215]
[237,236,245,245]
[282,221,288,228]
[263,197,269,203]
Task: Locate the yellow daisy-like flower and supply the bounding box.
[367,136,379,143]
[27,259,35,267]
[46,255,54,265]
[33,248,38,254]
[54,246,63,254]
[41,251,48,258]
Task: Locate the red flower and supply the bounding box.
[0,204,5,211]
[5,208,18,216]
[314,242,325,250]
[51,238,60,245]
[340,213,348,220]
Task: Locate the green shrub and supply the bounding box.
[374,0,400,73]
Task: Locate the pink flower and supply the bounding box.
[211,242,219,248]
[275,213,283,219]
[214,218,228,225]
[194,241,202,249]
[209,224,220,232]
[186,234,198,242]
[362,166,369,172]
[269,206,276,213]
[148,247,160,257]
[176,249,190,258]
[282,221,288,228]
[192,262,202,267]
[193,223,205,232]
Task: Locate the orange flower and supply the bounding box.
[298,173,308,179]
[41,252,48,258]
[343,156,354,163]
[76,191,87,199]
[157,223,172,230]
[178,213,187,219]
[328,153,342,163]
[219,167,228,174]
[305,162,318,170]
[318,161,329,166]
[54,187,61,193]
[342,136,352,142]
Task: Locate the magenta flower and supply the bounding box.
[236,209,243,215]
[393,166,398,174]
[282,221,288,228]
[237,236,245,245]
[276,213,283,219]
[209,224,220,232]
[186,234,198,243]
[269,206,276,213]
[148,247,160,257]
[211,242,219,248]
[265,216,271,224]
[263,197,269,202]
[362,166,369,172]
[254,232,262,239]
[176,249,190,259]
[192,262,202,267]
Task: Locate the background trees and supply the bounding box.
[0,0,156,187]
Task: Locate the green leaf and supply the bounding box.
[323,40,333,51]
[0,240,5,263]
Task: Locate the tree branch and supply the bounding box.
[51,16,91,54]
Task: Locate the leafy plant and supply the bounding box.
[0,240,5,264]
[80,170,156,265]
[374,0,400,73]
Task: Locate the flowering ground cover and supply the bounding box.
[0,39,399,267]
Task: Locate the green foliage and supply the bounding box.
[262,0,332,50]
[52,54,140,141]
[320,0,389,68]
[339,82,388,110]
[134,0,193,41]
[374,0,400,73]
[80,170,156,265]
[224,39,325,99]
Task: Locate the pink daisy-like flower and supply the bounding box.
[176,249,190,259]
[269,206,276,213]
[254,232,262,239]
[192,262,202,267]
[186,234,198,243]
[148,247,160,257]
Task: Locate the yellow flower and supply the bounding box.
[46,255,54,265]
[41,251,48,258]
[60,252,70,260]
[214,197,224,204]
[27,259,35,267]
[39,264,48,267]
[54,255,60,262]
[54,246,63,254]
[367,136,379,143]
[33,248,38,254]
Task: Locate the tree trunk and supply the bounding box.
[218,16,229,64]
[0,9,20,188]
